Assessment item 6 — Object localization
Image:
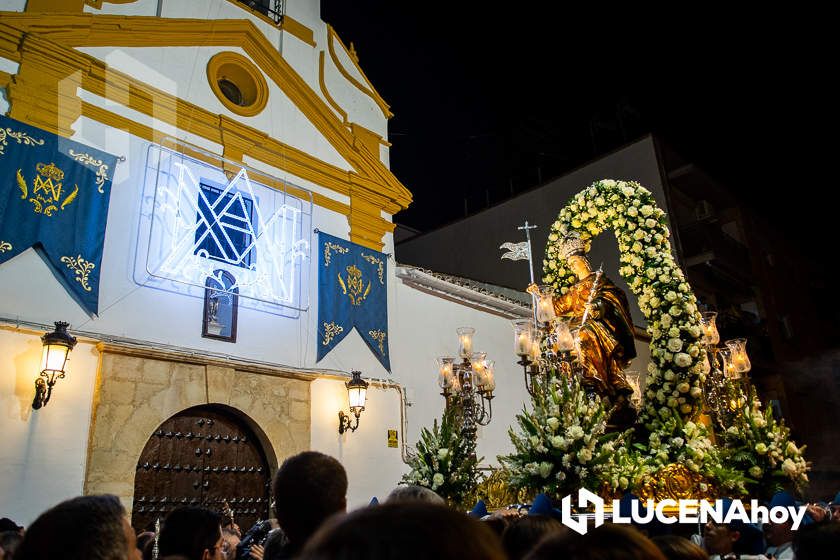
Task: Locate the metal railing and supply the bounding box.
[235,0,284,24]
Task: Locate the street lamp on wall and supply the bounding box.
[33,321,77,410]
[338,370,368,434]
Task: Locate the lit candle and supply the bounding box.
[457,327,475,359]
[515,331,531,356]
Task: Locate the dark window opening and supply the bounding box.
[218,78,245,106]
[236,0,284,24]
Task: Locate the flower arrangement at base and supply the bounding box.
[542,179,708,431]
[402,407,481,508]
[500,372,631,497]
[720,384,809,499]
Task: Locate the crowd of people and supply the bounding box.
[2,450,839,560]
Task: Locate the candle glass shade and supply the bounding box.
[554,320,575,352]
[437,357,455,389]
[471,352,487,386]
[512,319,534,357]
[718,348,739,379]
[457,327,475,359]
[481,360,496,393]
[529,337,542,364]
[725,338,751,373]
[535,285,556,324]
[699,311,720,346]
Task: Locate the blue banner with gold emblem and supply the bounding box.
[0,115,117,316]
[317,232,389,371]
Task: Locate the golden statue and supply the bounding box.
[548,234,638,426]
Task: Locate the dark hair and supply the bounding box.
[15,494,127,560]
[651,535,707,560]
[793,521,840,559]
[0,530,23,560]
[385,484,445,505]
[272,451,347,547]
[525,523,667,560]
[502,515,565,560]
[482,514,512,537]
[298,502,506,560]
[158,507,222,560]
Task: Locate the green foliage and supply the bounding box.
[499,372,631,497]
[402,406,481,508]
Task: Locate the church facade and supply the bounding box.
[0,0,536,525]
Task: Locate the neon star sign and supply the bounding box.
[140,143,312,312]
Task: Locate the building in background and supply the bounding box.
[397,135,840,496]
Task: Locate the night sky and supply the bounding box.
[320,4,831,261]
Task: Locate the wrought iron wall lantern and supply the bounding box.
[33,321,77,409]
[338,370,369,434]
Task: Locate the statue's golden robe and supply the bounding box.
[553,273,637,400]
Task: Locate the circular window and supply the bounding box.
[207,52,269,117]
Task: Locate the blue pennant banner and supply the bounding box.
[0,115,117,316]
[317,231,390,371]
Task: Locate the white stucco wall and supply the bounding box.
[0,329,99,525]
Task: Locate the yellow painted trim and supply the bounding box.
[85,0,138,8]
[350,122,383,158]
[0,13,407,249]
[0,13,410,208]
[206,51,269,117]
[326,24,393,119]
[318,51,348,123]
[0,69,10,88]
[80,101,351,218]
[222,0,281,29]
[281,15,316,48]
[27,0,84,11]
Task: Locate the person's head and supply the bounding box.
[219,528,239,560]
[15,494,137,560]
[501,515,565,560]
[136,532,155,554]
[567,255,591,280]
[0,520,22,536]
[651,535,707,560]
[525,523,667,560]
[830,491,840,522]
[385,485,445,505]
[0,531,23,560]
[272,451,347,546]
[298,501,505,560]
[703,521,741,555]
[158,507,223,560]
[793,521,840,559]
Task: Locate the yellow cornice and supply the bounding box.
[318,51,348,123]
[325,24,393,120]
[0,12,410,210]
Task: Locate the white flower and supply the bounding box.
[781,458,798,475]
[578,448,593,463]
[567,425,584,440]
[660,314,672,327]
[786,441,799,456]
[677,382,690,393]
[539,462,553,478]
[755,443,768,455]
[674,353,692,367]
[432,473,444,489]
[641,205,654,216]
[690,386,703,398]
[667,338,683,353]
[669,305,682,317]
[546,417,560,432]
[530,436,540,448]
[438,448,449,460]
[749,466,763,478]
[602,179,616,187]
[621,186,635,197]
[664,370,675,381]
[550,435,565,449]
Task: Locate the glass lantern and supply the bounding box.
[725,338,751,374]
[456,327,475,359]
[535,285,556,324]
[512,319,534,358]
[554,320,575,352]
[718,348,739,379]
[437,357,455,390]
[471,352,487,387]
[699,312,720,346]
[481,360,496,393]
[346,370,369,415]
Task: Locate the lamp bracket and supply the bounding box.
[338,410,360,434]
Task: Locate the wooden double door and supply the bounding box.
[132,405,271,532]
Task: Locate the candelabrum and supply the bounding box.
[698,311,752,427]
[513,285,579,397]
[437,328,496,439]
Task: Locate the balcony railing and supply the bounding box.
[235,0,284,24]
